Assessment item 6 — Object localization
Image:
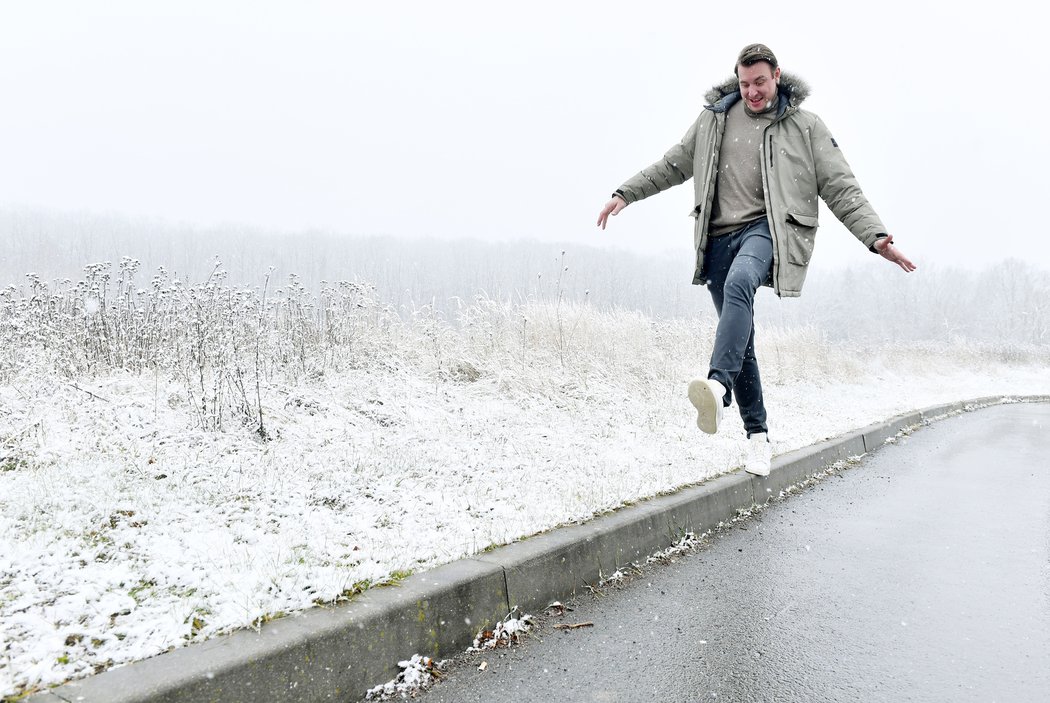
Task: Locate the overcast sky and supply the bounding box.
[2,0,1046,273]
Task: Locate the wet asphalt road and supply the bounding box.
[413,403,1050,703]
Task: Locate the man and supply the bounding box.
[596,43,915,476]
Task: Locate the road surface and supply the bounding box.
[412,403,1050,702]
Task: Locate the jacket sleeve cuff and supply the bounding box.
[868,233,888,253]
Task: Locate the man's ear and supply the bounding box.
[774,67,781,84]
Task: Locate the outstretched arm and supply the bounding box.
[873,234,916,272]
[811,115,886,249]
[598,116,702,230]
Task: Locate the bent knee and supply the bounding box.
[724,267,764,295]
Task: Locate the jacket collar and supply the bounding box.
[704,72,811,118]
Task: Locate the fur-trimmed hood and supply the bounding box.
[704,71,811,109]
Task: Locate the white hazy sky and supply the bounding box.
[2,0,1046,272]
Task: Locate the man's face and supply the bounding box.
[737,62,780,112]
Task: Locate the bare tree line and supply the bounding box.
[2,207,1047,348]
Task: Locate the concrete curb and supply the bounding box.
[25,395,1049,703]
[29,559,509,703]
[475,471,755,614]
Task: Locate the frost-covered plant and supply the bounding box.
[364,654,444,700]
[2,259,1047,437]
[0,261,396,433]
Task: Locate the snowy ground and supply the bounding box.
[1,300,1048,698]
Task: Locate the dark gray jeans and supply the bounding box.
[705,218,773,437]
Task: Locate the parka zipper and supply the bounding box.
[761,103,798,296]
[762,121,779,293]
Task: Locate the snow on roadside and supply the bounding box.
[364,654,445,701]
[468,608,535,651]
[1,339,1047,697]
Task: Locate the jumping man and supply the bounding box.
[596,43,916,476]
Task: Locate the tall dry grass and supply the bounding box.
[3,258,1047,438]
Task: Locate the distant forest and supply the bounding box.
[2,207,1047,348]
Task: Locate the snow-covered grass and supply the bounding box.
[1,264,1048,699]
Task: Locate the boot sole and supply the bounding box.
[687,379,721,434]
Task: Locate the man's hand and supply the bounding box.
[596,195,627,230]
[874,234,916,272]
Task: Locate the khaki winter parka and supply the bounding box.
[615,74,886,298]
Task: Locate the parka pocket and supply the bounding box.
[784,211,818,266]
